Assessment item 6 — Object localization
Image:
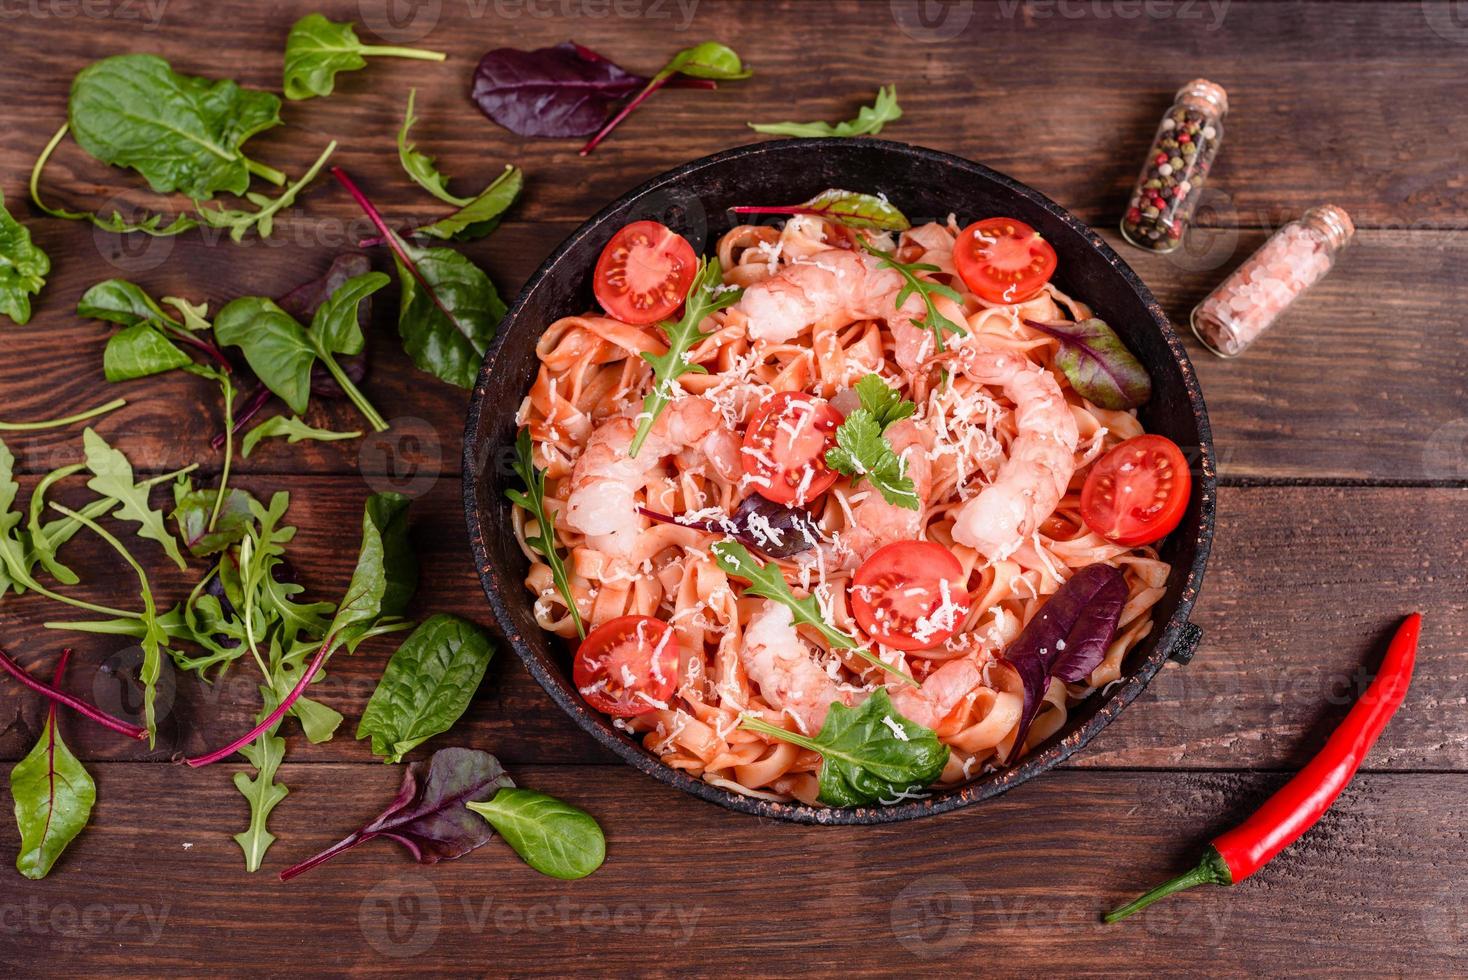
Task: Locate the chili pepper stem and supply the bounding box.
[1104,847,1233,923]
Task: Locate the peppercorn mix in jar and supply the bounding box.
[1121,79,1228,254]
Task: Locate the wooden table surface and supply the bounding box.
[1,1,1465,975]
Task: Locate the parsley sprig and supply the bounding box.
[857,239,966,355]
[710,539,915,686]
[629,257,741,457]
[507,430,585,639]
[825,375,920,510]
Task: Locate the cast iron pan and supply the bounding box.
[464,138,1215,824]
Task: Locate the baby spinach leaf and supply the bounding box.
[240,415,362,458]
[1001,562,1127,760]
[278,747,513,880]
[467,788,605,880]
[213,272,390,430]
[103,322,193,381]
[1024,318,1152,410]
[326,492,417,654]
[79,279,231,371]
[68,54,284,200]
[196,141,338,242]
[741,689,948,806]
[82,428,188,571]
[0,189,50,326]
[171,477,257,557]
[710,539,914,685]
[11,653,95,879]
[630,257,741,456]
[749,85,902,138]
[283,13,446,101]
[731,188,911,232]
[507,429,584,638]
[232,708,288,873]
[357,614,495,763]
[31,123,199,237]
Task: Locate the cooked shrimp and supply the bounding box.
[564,397,727,558]
[950,343,1079,560]
[840,417,933,564]
[888,656,985,731]
[739,601,854,734]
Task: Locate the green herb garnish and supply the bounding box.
[749,85,902,138]
[825,374,919,510]
[508,429,584,639]
[857,238,967,355]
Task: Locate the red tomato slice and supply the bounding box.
[573,615,679,717]
[1080,434,1191,547]
[740,391,842,506]
[953,217,1058,304]
[593,220,697,325]
[851,541,972,652]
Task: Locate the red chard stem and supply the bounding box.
[0,646,148,741]
[579,74,671,155]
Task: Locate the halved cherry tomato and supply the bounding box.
[850,541,972,652]
[593,220,697,325]
[953,217,1058,304]
[740,391,842,506]
[573,615,679,718]
[1080,434,1191,547]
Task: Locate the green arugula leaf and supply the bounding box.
[857,238,966,355]
[507,429,584,639]
[741,689,948,806]
[245,492,335,651]
[81,428,188,571]
[325,492,417,654]
[232,710,288,873]
[397,88,467,206]
[196,140,337,242]
[283,13,446,101]
[171,476,257,557]
[51,503,169,745]
[68,54,284,200]
[0,189,50,326]
[709,539,914,685]
[31,124,199,237]
[824,410,918,510]
[357,614,495,763]
[629,257,741,456]
[749,85,902,138]
[268,638,344,744]
[213,272,390,430]
[11,654,95,879]
[731,188,910,232]
[467,788,606,880]
[240,415,362,458]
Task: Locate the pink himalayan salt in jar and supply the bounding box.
[1190,205,1354,357]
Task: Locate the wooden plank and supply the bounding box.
[0,764,1463,976]
[2,480,1461,771]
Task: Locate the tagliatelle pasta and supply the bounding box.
[511,213,1170,805]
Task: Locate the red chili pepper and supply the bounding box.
[1104,612,1421,923]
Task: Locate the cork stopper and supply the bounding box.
[1302,204,1355,252]
[1175,78,1229,117]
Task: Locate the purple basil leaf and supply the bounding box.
[278,747,513,881]
[279,254,374,398]
[1000,563,1127,759]
[639,496,821,560]
[472,42,649,138]
[1025,318,1151,410]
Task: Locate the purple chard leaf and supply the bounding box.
[1025,318,1152,411]
[471,42,649,138]
[278,747,513,881]
[1001,563,1127,761]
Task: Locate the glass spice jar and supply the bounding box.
[1189,205,1354,357]
[1120,79,1229,254]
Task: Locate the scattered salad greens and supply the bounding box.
[1024,318,1153,410]
[710,539,915,686]
[629,257,741,456]
[196,141,339,242]
[749,85,901,138]
[825,374,919,510]
[283,13,446,101]
[395,88,525,240]
[508,430,585,639]
[30,124,199,237]
[731,188,911,232]
[0,190,50,326]
[10,652,95,879]
[240,416,362,457]
[741,689,948,806]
